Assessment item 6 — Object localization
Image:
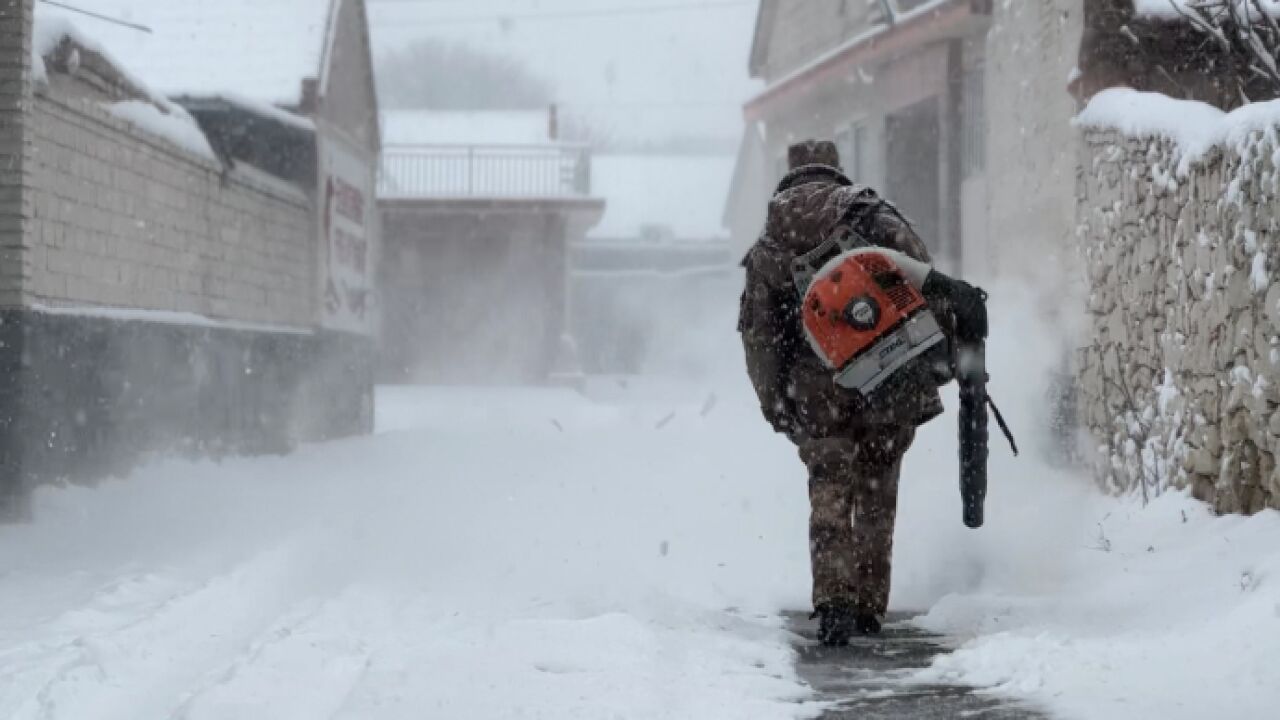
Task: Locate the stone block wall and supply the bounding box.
[28,95,314,327]
[1076,126,1280,514]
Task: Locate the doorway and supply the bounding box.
[885,98,941,258]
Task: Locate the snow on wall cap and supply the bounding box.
[1133,0,1280,18]
[1075,88,1280,175]
[35,0,336,107]
[33,7,178,112]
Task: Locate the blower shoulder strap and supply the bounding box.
[788,225,872,297]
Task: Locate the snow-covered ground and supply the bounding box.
[0,380,814,719]
[0,284,1276,719]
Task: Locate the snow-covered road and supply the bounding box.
[1,288,1277,719]
[0,382,817,719]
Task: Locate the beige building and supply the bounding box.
[731,0,996,276]
[728,0,1084,283]
[728,0,1260,285]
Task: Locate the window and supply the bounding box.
[836,119,868,181]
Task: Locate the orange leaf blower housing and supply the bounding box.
[791,229,945,398]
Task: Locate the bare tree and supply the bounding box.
[1174,0,1280,100]
[376,39,552,110]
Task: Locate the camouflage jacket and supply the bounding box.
[737,164,946,438]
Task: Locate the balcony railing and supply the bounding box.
[378,143,592,199]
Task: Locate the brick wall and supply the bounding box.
[0,0,33,307]
[28,94,315,327]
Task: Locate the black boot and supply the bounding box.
[813,600,857,646]
[854,613,882,635]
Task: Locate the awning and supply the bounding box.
[744,0,990,121]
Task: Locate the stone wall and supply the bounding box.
[29,94,315,327]
[1076,124,1280,514]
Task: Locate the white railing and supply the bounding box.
[378,144,591,199]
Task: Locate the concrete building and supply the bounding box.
[734,0,994,275]
[377,109,604,384]
[727,0,1269,286]
[0,0,380,513]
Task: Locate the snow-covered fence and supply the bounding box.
[1075,88,1280,513]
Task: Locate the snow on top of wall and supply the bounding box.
[35,0,335,106]
[1133,0,1280,17]
[381,110,552,147]
[1076,88,1280,174]
[106,100,216,160]
[590,154,735,240]
[32,7,224,161]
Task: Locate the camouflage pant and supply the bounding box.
[799,427,914,616]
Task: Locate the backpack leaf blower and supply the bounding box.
[791,228,1018,529]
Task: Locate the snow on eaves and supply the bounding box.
[33,7,221,160]
[746,0,951,104]
[36,0,335,107]
[106,100,217,160]
[32,4,319,160]
[1075,88,1280,174]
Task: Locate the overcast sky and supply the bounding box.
[367,0,762,147]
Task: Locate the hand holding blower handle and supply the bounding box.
[921,270,1019,529]
[869,248,1018,529]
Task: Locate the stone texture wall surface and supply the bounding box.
[28,94,315,327]
[1077,126,1280,514]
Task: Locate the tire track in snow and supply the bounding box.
[169,590,383,720]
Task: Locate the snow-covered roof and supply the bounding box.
[590,154,735,240]
[35,0,337,106]
[382,110,551,147]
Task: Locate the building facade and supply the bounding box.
[730,0,1269,283]
[0,0,380,514]
[377,110,603,384]
[737,0,993,275]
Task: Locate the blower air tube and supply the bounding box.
[957,342,989,529]
[922,272,993,530]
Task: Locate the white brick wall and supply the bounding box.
[0,0,34,307]
[27,94,315,327]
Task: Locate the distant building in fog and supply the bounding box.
[571,153,735,375]
[376,107,604,384]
